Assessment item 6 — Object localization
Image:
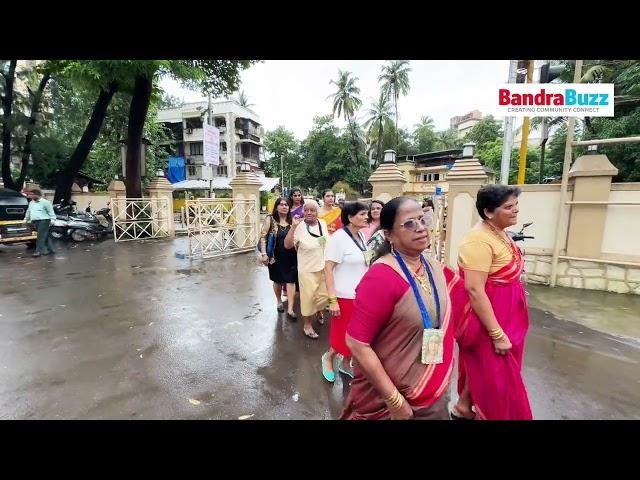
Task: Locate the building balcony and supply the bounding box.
[184,128,204,142]
[185,154,204,165]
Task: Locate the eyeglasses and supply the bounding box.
[399,216,428,232]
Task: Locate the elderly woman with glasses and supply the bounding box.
[341,197,459,420]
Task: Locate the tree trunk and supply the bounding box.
[53,82,118,203]
[17,72,51,189]
[348,117,358,165]
[376,118,383,167]
[395,93,399,152]
[124,74,153,198]
[1,60,17,191]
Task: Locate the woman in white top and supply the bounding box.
[321,201,370,382]
[284,199,330,339]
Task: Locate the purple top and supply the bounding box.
[291,204,304,218]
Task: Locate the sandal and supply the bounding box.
[337,357,354,379]
[450,405,475,420]
[304,328,319,339]
[287,311,298,321]
[321,353,335,382]
[277,303,284,313]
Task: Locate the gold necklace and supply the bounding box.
[413,271,433,296]
[484,221,514,254]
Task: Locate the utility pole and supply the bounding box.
[517,60,535,185]
[538,118,548,184]
[500,60,518,184]
[208,93,213,197]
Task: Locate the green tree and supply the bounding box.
[298,115,369,194]
[236,90,254,108]
[379,60,411,150]
[413,115,439,153]
[1,60,54,191]
[363,92,393,165]
[328,69,362,164]
[263,126,302,188]
[435,129,461,150]
[160,93,184,109]
[463,115,502,151]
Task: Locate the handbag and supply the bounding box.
[256,217,276,257]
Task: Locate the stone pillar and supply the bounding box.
[147,174,175,237]
[443,156,489,268]
[107,178,126,200]
[566,152,618,258]
[107,178,127,226]
[368,151,407,203]
[229,168,262,248]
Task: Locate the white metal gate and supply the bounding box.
[185,198,257,259]
[112,198,171,242]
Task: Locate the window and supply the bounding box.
[235,143,241,153]
[221,142,227,152]
[190,142,203,155]
[187,166,197,177]
[418,173,441,182]
[216,166,228,176]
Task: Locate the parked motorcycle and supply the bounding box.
[51,200,113,242]
[67,202,113,242]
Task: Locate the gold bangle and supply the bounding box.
[389,396,404,411]
[384,390,404,410]
[384,389,399,404]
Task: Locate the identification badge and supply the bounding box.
[363,251,371,267]
[318,236,327,248]
[421,328,444,365]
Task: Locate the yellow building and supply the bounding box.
[397,149,495,200]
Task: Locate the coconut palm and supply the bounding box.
[328,70,362,164]
[379,60,411,150]
[363,92,394,165]
[237,90,254,108]
[436,129,460,150]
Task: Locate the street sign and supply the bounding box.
[203,124,220,166]
[435,186,442,196]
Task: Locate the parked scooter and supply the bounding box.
[66,202,113,242]
[51,200,113,242]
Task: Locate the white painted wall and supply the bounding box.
[601,188,640,256]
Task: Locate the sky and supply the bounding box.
[160,60,511,140]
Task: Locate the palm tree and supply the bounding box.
[328,70,362,164]
[237,90,254,108]
[379,60,411,151]
[363,92,394,165]
[436,129,460,150]
[414,115,435,132]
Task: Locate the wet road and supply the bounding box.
[1,239,639,419]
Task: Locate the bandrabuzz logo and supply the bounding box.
[493,83,615,117]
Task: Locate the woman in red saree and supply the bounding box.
[449,184,533,420]
[341,197,459,420]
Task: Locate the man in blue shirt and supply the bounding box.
[24,188,56,257]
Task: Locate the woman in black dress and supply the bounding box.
[260,197,298,319]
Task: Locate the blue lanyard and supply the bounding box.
[306,221,323,238]
[342,226,366,251]
[394,252,441,329]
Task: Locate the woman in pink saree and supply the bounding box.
[449,185,533,420]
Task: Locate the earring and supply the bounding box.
[389,241,395,255]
